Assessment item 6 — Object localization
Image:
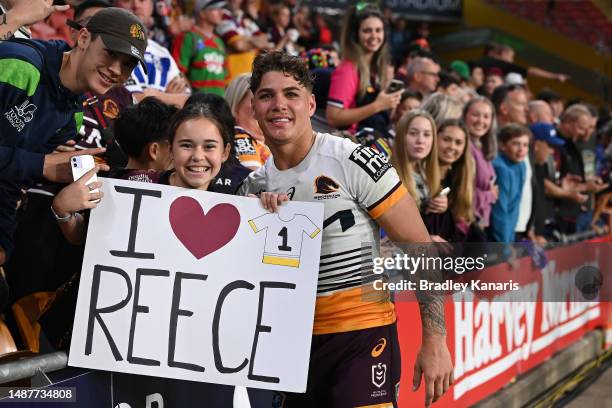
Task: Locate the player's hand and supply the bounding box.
[43,148,109,183]
[10,0,69,27]
[53,139,77,153]
[250,192,289,213]
[413,335,453,407]
[52,167,103,216]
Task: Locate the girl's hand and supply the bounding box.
[490,183,499,203]
[249,192,290,213]
[52,167,104,216]
[374,90,402,112]
[426,195,448,214]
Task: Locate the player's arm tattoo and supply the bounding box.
[413,245,447,336]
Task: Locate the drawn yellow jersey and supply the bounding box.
[239,133,407,334]
[248,213,321,267]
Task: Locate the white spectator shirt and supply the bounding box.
[515,154,533,233]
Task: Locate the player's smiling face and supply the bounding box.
[170,117,230,190]
[252,71,316,147]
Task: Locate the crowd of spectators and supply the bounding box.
[0,0,610,382]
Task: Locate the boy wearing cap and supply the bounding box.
[171,0,227,96]
[0,7,147,263]
[531,122,571,240]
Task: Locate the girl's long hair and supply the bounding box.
[462,96,498,161]
[437,118,475,223]
[340,3,389,99]
[392,109,441,207]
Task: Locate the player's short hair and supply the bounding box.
[250,51,314,94]
[114,97,177,159]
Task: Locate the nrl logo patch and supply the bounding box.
[372,363,387,388]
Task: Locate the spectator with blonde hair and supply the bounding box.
[463,96,499,230]
[437,118,476,239]
[224,73,270,169]
[393,110,453,240]
[420,92,463,126]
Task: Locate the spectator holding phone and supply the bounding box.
[393,110,453,241]
[326,3,401,136]
[437,118,475,239]
[463,97,499,229]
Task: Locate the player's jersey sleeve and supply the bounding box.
[344,141,406,219]
[237,165,266,196]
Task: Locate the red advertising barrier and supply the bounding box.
[397,238,611,407]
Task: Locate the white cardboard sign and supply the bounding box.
[69,178,324,392]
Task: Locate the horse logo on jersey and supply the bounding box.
[314,175,340,200]
[372,363,387,388]
[103,99,119,119]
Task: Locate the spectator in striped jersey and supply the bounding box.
[117,0,191,107]
[171,0,227,96]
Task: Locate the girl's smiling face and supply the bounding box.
[171,117,230,190]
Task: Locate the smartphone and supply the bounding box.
[386,79,404,94]
[71,155,99,194]
[436,187,451,197]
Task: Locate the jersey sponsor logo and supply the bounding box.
[103,99,120,119]
[235,137,257,155]
[371,337,387,358]
[349,145,391,182]
[272,391,286,408]
[372,363,387,388]
[4,99,37,132]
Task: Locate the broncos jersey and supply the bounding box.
[239,133,407,334]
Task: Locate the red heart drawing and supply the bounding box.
[169,196,241,259]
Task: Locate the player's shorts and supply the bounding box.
[272,323,400,408]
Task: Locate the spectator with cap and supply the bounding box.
[530,122,572,241]
[117,0,190,106]
[0,6,147,266]
[326,3,401,136]
[172,0,227,96]
[64,0,133,167]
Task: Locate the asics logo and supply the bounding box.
[371,337,387,358]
